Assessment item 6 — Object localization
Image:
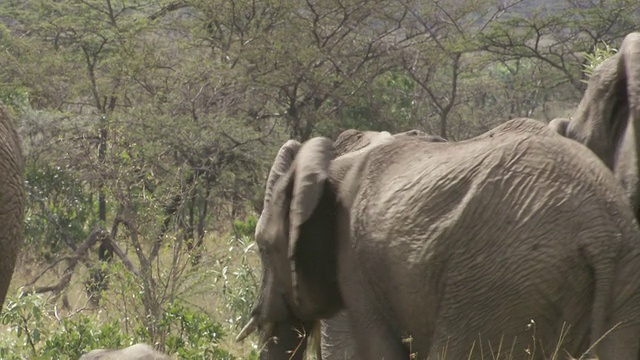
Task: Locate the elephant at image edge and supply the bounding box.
[0,106,25,312]
[237,117,640,359]
[549,32,640,220]
[78,343,173,360]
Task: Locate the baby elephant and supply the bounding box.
[79,343,173,360]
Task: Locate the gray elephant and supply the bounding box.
[321,128,445,360]
[333,129,445,155]
[78,343,173,360]
[548,32,640,220]
[237,128,441,360]
[236,117,640,359]
[0,106,25,311]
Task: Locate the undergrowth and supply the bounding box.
[0,230,261,359]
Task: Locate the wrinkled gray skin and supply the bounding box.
[236,128,443,360]
[238,118,640,359]
[78,343,173,360]
[549,32,640,220]
[0,106,24,312]
[333,129,446,155]
[547,117,569,136]
[322,129,445,360]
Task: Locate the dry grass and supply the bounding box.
[3,237,626,360]
[404,321,618,360]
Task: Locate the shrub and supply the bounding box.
[582,41,618,82]
[0,291,236,359]
[232,216,258,238]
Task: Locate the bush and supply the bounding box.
[582,41,618,82]
[0,291,236,359]
[161,302,233,359]
[24,163,96,262]
[213,235,259,331]
[232,216,258,238]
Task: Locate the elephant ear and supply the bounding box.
[288,137,334,250]
[567,32,640,213]
[255,140,301,238]
[287,137,342,318]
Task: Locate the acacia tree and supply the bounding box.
[479,0,640,100]
[0,0,417,344]
[385,0,533,139]
[1,0,270,343]
[190,0,406,141]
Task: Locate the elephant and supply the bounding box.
[322,129,445,360]
[238,127,444,360]
[333,128,446,155]
[0,106,25,312]
[548,32,640,220]
[78,343,173,360]
[236,117,640,359]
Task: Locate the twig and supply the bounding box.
[22,227,130,296]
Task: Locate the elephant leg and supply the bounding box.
[594,325,640,359]
[321,310,359,360]
[425,275,590,360]
[336,215,407,360]
[338,258,407,359]
[591,256,640,360]
[345,309,407,360]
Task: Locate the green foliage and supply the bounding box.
[337,71,417,133]
[233,216,258,238]
[41,318,129,359]
[0,87,30,113]
[0,292,49,359]
[582,42,619,82]
[213,235,259,330]
[24,164,95,261]
[161,302,233,359]
[0,292,236,359]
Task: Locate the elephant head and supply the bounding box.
[333,129,392,154]
[237,128,440,359]
[0,106,24,311]
[236,138,345,360]
[549,32,640,216]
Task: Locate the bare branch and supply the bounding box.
[25,227,108,296]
